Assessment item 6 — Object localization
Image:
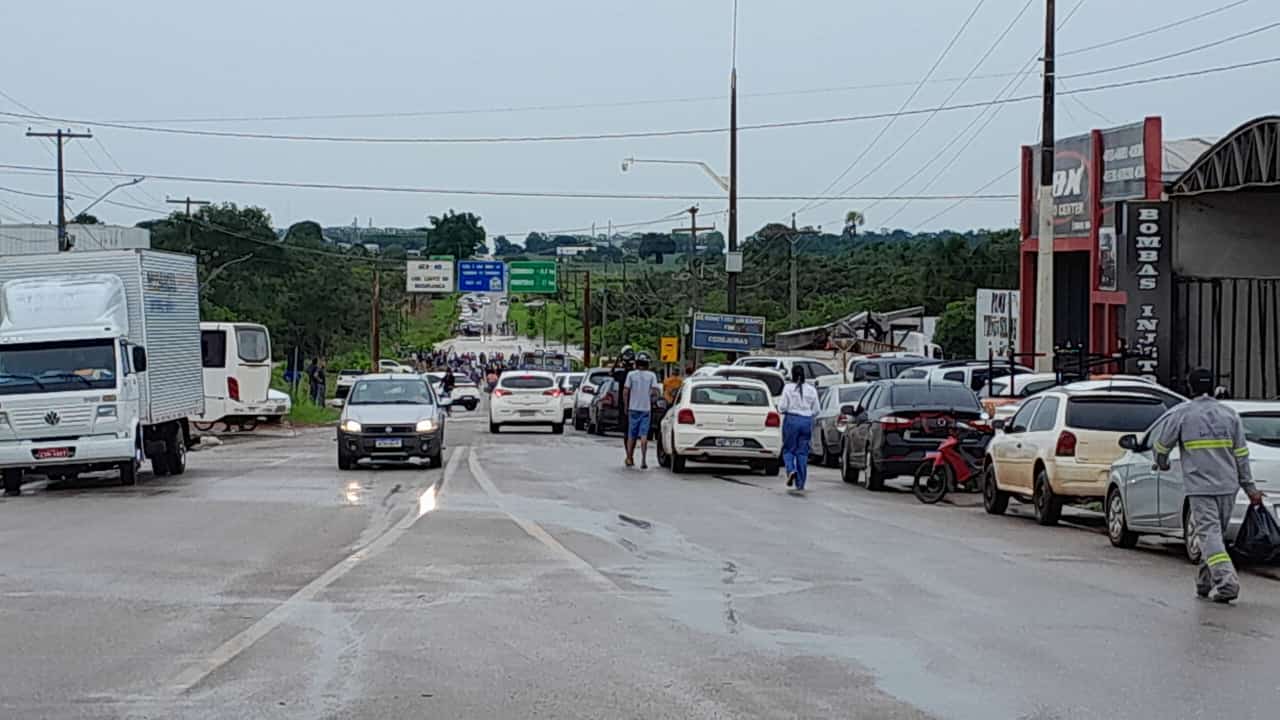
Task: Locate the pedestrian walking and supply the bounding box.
[1154,368,1266,603]
[778,365,820,492]
[621,352,658,469]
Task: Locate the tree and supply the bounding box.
[844,210,866,237]
[493,235,522,257]
[934,299,976,359]
[638,232,676,263]
[425,210,485,259]
[524,232,551,254]
[71,212,101,224]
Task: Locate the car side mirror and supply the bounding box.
[131,346,148,372]
[1118,434,1138,451]
[992,418,1007,431]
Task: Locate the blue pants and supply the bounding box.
[782,413,813,489]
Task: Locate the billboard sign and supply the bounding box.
[457,260,506,292]
[1028,133,1093,238]
[1100,122,1148,202]
[660,336,679,363]
[1120,201,1172,384]
[508,261,558,293]
[406,259,454,293]
[975,289,1020,360]
[692,312,765,352]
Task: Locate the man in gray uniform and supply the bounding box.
[1155,368,1265,603]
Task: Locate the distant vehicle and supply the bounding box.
[1105,400,1279,562]
[335,369,364,400]
[839,380,992,490]
[451,381,481,411]
[983,390,1174,525]
[733,356,834,383]
[809,383,871,466]
[572,368,613,431]
[556,372,585,420]
[0,250,203,494]
[897,360,1035,394]
[978,372,1065,419]
[379,359,415,374]
[710,366,786,397]
[845,355,940,382]
[337,374,447,469]
[489,371,564,434]
[265,389,291,422]
[586,377,625,435]
[689,364,724,378]
[519,350,570,373]
[656,377,782,475]
[192,322,274,432]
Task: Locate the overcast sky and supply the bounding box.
[1,0,1276,240]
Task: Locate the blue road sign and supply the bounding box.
[692,312,766,352]
[457,261,506,292]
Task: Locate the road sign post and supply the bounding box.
[660,336,679,363]
[509,261,558,294]
[458,261,506,293]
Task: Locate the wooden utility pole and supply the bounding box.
[371,268,381,371]
[26,128,92,251]
[167,196,211,247]
[673,206,714,367]
[1033,0,1057,371]
[583,272,592,368]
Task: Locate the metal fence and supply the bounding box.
[1174,276,1280,399]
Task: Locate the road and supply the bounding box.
[2,397,1278,718]
[443,291,586,363]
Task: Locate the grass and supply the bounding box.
[286,398,340,426]
[508,297,584,345]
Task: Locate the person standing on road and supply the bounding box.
[1155,368,1265,604]
[778,365,820,491]
[622,352,659,469]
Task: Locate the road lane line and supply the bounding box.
[165,446,467,696]
[467,451,618,592]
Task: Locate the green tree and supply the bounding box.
[71,211,101,224]
[843,210,866,237]
[493,235,521,257]
[425,210,485,259]
[934,299,976,359]
[638,232,676,262]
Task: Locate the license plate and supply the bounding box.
[518,410,537,417]
[715,438,746,448]
[374,438,402,449]
[34,447,73,460]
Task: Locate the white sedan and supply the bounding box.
[489,370,565,434]
[656,377,782,476]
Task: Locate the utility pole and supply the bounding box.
[673,206,714,366]
[1034,0,1057,372]
[790,213,799,329]
[167,196,211,246]
[726,64,739,316]
[371,268,381,371]
[600,286,608,361]
[26,128,92,251]
[583,272,592,368]
[620,252,627,347]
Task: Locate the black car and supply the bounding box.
[838,380,992,490]
[587,377,626,435]
[573,369,614,431]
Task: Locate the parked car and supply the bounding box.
[587,377,626,435]
[897,359,1035,394]
[336,374,448,469]
[839,380,992,490]
[846,355,940,382]
[690,363,725,378]
[556,372,585,420]
[983,390,1174,525]
[335,369,364,400]
[656,377,782,475]
[710,366,786,397]
[734,356,835,383]
[573,368,614,431]
[452,381,481,411]
[378,359,416,374]
[979,372,1064,419]
[1105,400,1280,562]
[809,383,871,466]
[489,371,564,434]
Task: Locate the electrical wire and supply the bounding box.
[1058,0,1252,58]
[913,165,1021,230]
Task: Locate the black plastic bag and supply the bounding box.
[1233,505,1280,564]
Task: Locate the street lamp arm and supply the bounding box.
[79,177,145,215]
[621,157,729,192]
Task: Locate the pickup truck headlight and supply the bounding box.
[416,418,438,433]
[96,405,117,419]
[340,419,362,433]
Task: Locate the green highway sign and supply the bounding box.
[508,261,558,293]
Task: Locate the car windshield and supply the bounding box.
[501,375,555,389]
[690,384,769,406]
[0,339,117,396]
[561,375,584,391]
[889,384,980,410]
[1240,412,1280,447]
[716,370,784,395]
[837,385,868,403]
[348,379,434,405]
[1066,397,1166,432]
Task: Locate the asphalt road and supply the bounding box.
[2,400,1278,719]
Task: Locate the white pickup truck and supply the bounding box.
[0,250,204,495]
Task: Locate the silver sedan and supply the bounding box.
[808,383,870,467]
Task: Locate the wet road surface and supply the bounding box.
[2,407,1278,718]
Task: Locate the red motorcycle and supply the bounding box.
[912,425,983,504]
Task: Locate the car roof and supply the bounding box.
[1223,400,1280,413]
[354,373,426,382]
[686,376,770,388]
[714,366,785,376]
[501,370,557,378]
[1061,379,1185,398]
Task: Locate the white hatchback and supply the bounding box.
[656,377,782,475]
[489,371,565,434]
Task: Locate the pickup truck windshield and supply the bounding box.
[0,339,117,396]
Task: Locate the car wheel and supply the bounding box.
[1107,488,1139,548]
[822,443,840,468]
[656,434,671,468]
[840,442,859,484]
[489,422,500,434]
[1183,504,1202,565]
[670,446,686,474]
[864,447,885,491]
[338,448,354,470]
[1032,467,1063,526]
[427,450,443,469]
[982,461,1009,515]
[763,460,781,477]
[551,423,565,435]
[574,415,586,432]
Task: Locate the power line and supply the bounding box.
[1063,20,1280,81]
[0,164,1018,202]
[1058,0,1253,57]
[0,185,58,199]
[913,165,1021,230]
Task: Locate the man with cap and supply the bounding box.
[1154,368,1265,603]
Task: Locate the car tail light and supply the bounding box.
[493,388,510,397]
[677,408,696,425]
[1056,430,1077,457]
[878,415,913,431]
[227,377,240,402]
[969,418,993,434]
[765,411,781,428]
[543,389,562,397]
[836,414,849,431]
[602,394,615,407]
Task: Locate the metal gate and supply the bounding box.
[1174,276,1280,399]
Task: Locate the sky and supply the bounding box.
[0,0,1276,241]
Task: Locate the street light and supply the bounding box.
[620,157,730,192]
[77,176,145,216]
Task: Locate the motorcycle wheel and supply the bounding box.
[912,462,950,505]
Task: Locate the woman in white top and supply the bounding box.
[777,365,821,491]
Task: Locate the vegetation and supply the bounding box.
[933,299,977,359]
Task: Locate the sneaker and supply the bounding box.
[786,472,796,488]
[1196,588,1210,599]
[640,460,648,469]
[1208,588,1238,604]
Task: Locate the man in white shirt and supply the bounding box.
[622,353,660,469]
[777,366,821,491]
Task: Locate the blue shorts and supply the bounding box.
[627,410,651,439]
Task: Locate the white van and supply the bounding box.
[192,322,275,430]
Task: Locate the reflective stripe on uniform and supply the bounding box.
[1184,439,1234,450]
[1206,552,1233,567]
[1234,446,1250,457]
[1153,440,1170,453]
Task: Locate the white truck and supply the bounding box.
[0,250,203,495]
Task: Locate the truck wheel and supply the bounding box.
[1032,467,1063,526]
[3,469,22,496]
[152,453,172,477]
[119,459,138,486]
[551,423,565,435]
[167,427,188,476]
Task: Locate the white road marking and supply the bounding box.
[165,446,467,696]
[467,451,617,591]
